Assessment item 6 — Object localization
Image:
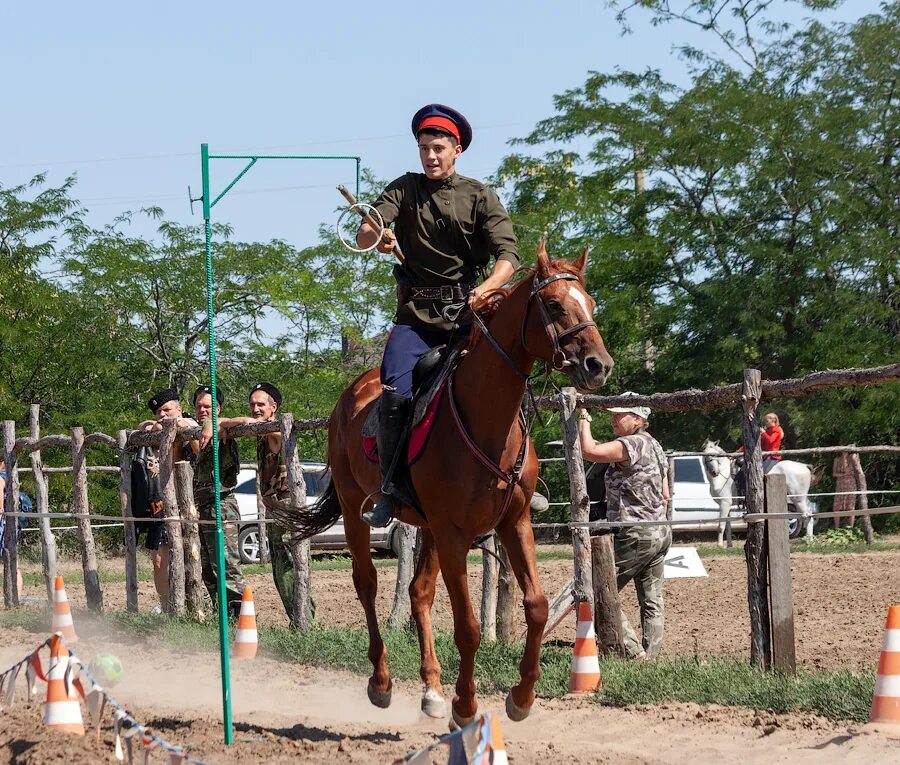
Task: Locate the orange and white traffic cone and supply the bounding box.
[568,601,602,694]
[485,713,508,765]
[43,633,84,735]
[870,604,900,725]
[51,576,78,644]
[232,586,258,659]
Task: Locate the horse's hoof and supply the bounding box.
[505,691,531,722]
[450,707,476,731]
[367,678,392,709]
[421,687,447,719]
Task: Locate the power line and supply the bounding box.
[78,168,499,210]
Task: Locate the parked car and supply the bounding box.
[671,455,817,538]
[232,462,400,563]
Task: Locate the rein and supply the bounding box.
[447,270,597,526]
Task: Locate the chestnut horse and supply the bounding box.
[288,243,613,727]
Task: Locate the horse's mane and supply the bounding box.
[463,257,587,354]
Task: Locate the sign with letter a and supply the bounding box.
[663,547,708,578]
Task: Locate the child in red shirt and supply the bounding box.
[761,412,783,472]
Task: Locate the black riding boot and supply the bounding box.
[362,391,410,528]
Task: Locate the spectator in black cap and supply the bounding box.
[134,386,198,612]
[183,384,245,618]
[354,103,520,528]
[205,382,296,622]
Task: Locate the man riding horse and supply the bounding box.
[356,104,521,527]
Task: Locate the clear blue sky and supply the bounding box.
[2,1,882,250]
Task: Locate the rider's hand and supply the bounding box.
[377,229,396,255]
[468,287,485,311]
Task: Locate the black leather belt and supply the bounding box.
[400,283,475,302]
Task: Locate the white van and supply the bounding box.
[231,463,400,562]
[669,454,747,533]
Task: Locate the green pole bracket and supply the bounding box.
[197,144,362,746]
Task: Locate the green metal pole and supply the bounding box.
[355,157,361,199]
[201,142,234,745]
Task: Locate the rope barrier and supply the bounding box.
[530,504,900,531]
[0,635,206,764]
[3,511,278,526]
[541,488,899,508]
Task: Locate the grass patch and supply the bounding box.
[0,608,873,723]
[601,654,873,722]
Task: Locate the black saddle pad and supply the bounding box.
[362,346,461,438]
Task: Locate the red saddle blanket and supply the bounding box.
[363,382,445,466]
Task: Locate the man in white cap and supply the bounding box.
[576,392,671,660]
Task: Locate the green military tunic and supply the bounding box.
[372,172,519,331]
[190,432,245,613]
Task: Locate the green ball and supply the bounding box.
[89,654,124,687]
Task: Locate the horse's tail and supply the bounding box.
[266,478,342,541]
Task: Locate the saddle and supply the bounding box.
[362,344,461,466]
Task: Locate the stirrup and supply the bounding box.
[362,495,396,528]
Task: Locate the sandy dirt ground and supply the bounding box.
[25,545,900,670]
[1,620,899,765]
[3,546,899,763]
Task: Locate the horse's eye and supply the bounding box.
[547,300,563,313]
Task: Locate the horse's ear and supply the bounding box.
[536,239,551,277]
[573,246,589,274]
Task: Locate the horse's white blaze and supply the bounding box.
[567,284,590,321]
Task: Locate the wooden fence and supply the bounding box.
[2,363,899,670]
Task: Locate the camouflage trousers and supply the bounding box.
[198,494,246,615]
[264,493,315,626]
[613,524,672,659]
[268,521,295,620]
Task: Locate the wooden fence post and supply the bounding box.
[255,480,270,566]
[388,523,417,629]
[279,413,312,630]
[157,419,185,616]
[559,388,594,605]
[496,540,517,643]
[29,405,57,602]
[591,534,625,656]
[741,369,770,670]
[175,461,206,617]
[117,430,139,613]
[479,533,499,642]
[3,420,21,608]
[850,452,875,545]
[70,426,103,611]
[765,472,796,672]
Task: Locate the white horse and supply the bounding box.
[701,440,816,544]
[701,440,735,547]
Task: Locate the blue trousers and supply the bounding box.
[380,324,454,399]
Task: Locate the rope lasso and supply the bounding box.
[336,202,386,254]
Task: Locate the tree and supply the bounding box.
[498,2,898,464]
[0,175,124,425]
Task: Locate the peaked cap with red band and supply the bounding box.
[411,104,472,152]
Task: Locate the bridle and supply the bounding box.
[468,271,597,381]
[448,270,598,528]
